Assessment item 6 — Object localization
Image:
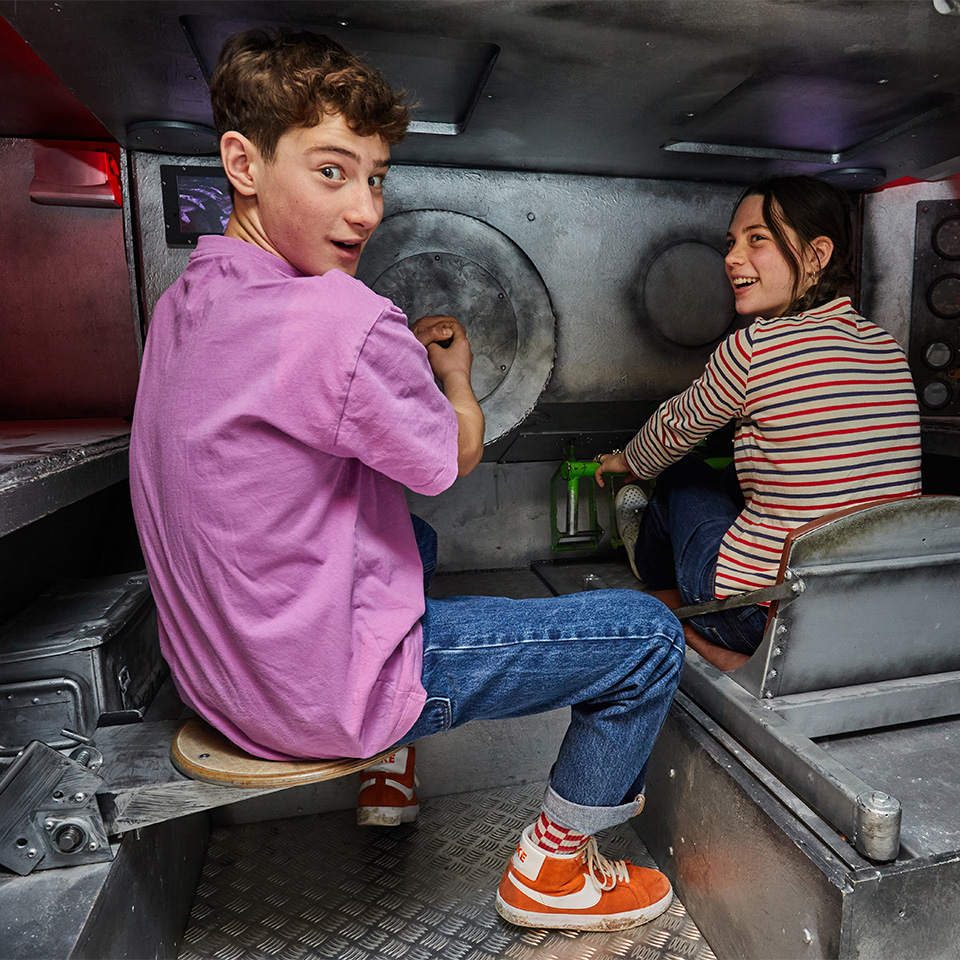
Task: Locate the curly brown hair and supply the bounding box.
[210,29,409,159]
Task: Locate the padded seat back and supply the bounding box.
[732,495,960,699]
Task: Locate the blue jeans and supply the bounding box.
[402,518,684,836]
[633,455,767,655]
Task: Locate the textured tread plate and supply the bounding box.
[179,782,716,960]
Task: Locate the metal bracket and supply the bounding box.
[0,739,112,875]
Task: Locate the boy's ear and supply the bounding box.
[220,131,258,198]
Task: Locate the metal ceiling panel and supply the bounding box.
[2,0,960,185]
[181,14,499,136]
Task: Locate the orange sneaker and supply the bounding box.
[496,824,673,931]
[356,745,419,826]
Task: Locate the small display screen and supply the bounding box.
[160,164,232,247]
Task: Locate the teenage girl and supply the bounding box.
[594,175,922,671]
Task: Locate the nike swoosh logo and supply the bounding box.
[507,871,603,909]
[359,777,416,801]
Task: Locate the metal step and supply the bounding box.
[178,781,716,960]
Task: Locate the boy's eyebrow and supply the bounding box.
[304,144,391,168]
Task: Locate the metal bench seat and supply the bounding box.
[679,494,960,860]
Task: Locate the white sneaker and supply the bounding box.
[615,483,648,581]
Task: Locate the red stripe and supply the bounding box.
[725,530,783,556]
[735,515,792,533]
[752,331,897,357]
[736,442,921,466]
[755,420,920,443]
[750,377,917,405]
[763,399,920,423]
[746,493,917,513]
[739,473,920,492]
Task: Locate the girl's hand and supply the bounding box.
[594,450,634,487]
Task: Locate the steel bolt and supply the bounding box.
[43,820,56,832]
[71,792,86,803]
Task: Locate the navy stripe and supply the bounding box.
[738,456,925,480]
[748,478,919,503]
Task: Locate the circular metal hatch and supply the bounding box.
[639,240,736,347]
[357,210,556,443]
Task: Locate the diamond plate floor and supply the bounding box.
[179,781,716,960]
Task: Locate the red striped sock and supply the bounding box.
[531,812,589,855]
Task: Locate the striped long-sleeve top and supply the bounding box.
[623,297,922,597]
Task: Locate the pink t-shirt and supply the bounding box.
[130,236,459,759]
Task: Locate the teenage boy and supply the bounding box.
[130,29,684,932]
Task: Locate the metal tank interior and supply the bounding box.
[1,2,960,958]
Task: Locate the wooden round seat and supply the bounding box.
[171,717,395,788]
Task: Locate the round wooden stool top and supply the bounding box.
[170,717,395,788]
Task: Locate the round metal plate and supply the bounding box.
[640,240,736,347]
[357,210,556,443]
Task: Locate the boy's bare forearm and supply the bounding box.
[442,371,485,475]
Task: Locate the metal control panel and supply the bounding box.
[910,199,960,415]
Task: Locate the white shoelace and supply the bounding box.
[583,837,630,891]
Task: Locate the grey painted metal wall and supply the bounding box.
[132,152,742,568]
[130,151,941,569]
[134,152,743,402]
[861,177,960,346]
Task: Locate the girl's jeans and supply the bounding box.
[633,454,767,655]
[400,516,684,836]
